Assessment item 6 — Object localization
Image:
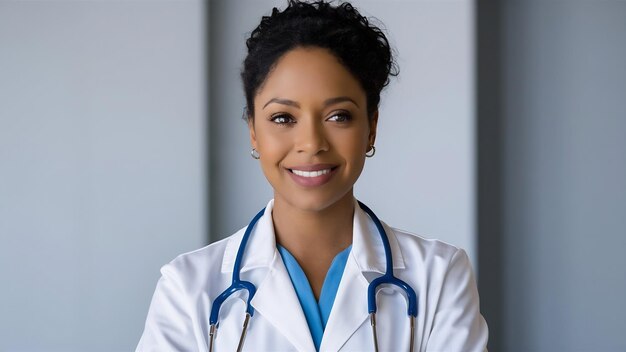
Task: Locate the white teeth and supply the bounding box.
[292,169,331,178]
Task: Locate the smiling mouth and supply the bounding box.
[289,168,333,177]
[286,166,339,186]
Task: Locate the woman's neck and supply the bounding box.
[272,191,354,255]
[271,191,355,299]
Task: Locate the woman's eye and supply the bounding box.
[327,112,352,123]
[270,114,295,125]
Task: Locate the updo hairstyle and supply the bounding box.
[241,0,398,121]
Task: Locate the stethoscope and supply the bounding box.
[208,201,418,352]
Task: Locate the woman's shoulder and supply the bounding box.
[388,225,468,265]
[385,225,478,294]
[157,228,246,287]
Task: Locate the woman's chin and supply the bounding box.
[273,189,354,214]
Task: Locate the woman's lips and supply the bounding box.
[286,164,338,187]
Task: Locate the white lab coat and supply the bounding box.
[137,199,488,351]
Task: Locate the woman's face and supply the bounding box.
[250,46,377,212]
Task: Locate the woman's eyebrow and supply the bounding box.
[263,96,359,109]
[324,96,359,108]
[263,98,300,109]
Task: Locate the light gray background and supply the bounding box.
[0,1,206,350]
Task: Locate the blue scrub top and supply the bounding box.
[277,245,352,351]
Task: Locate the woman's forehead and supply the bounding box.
[255,47,366,106]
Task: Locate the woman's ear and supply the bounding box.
[368,110,379,147]
[248,117,257,149]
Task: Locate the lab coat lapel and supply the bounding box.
[319,201,378,351]
[251,252,317,352]
[318,255,370,351]
[320,200,407,351]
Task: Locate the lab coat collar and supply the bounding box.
[220,198,406,274]
[220,200,277,274]
[351,198,406,273]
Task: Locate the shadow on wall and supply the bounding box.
[477,2,503,351]
[478,1,626,351]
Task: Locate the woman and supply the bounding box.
[137,1,488,351]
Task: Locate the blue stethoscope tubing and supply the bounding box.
[208,201,418,352]
[358,201,418,351]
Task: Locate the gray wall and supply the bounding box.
[479,1,626,351]
[0,1,206,350]
[209,0,478,262]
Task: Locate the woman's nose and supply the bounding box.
[295,118,329,155]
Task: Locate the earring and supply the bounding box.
[251,148,260,160]
[366,145,376,158]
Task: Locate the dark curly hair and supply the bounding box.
[241,0,398,121]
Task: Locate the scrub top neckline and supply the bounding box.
[277,244,352,351]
